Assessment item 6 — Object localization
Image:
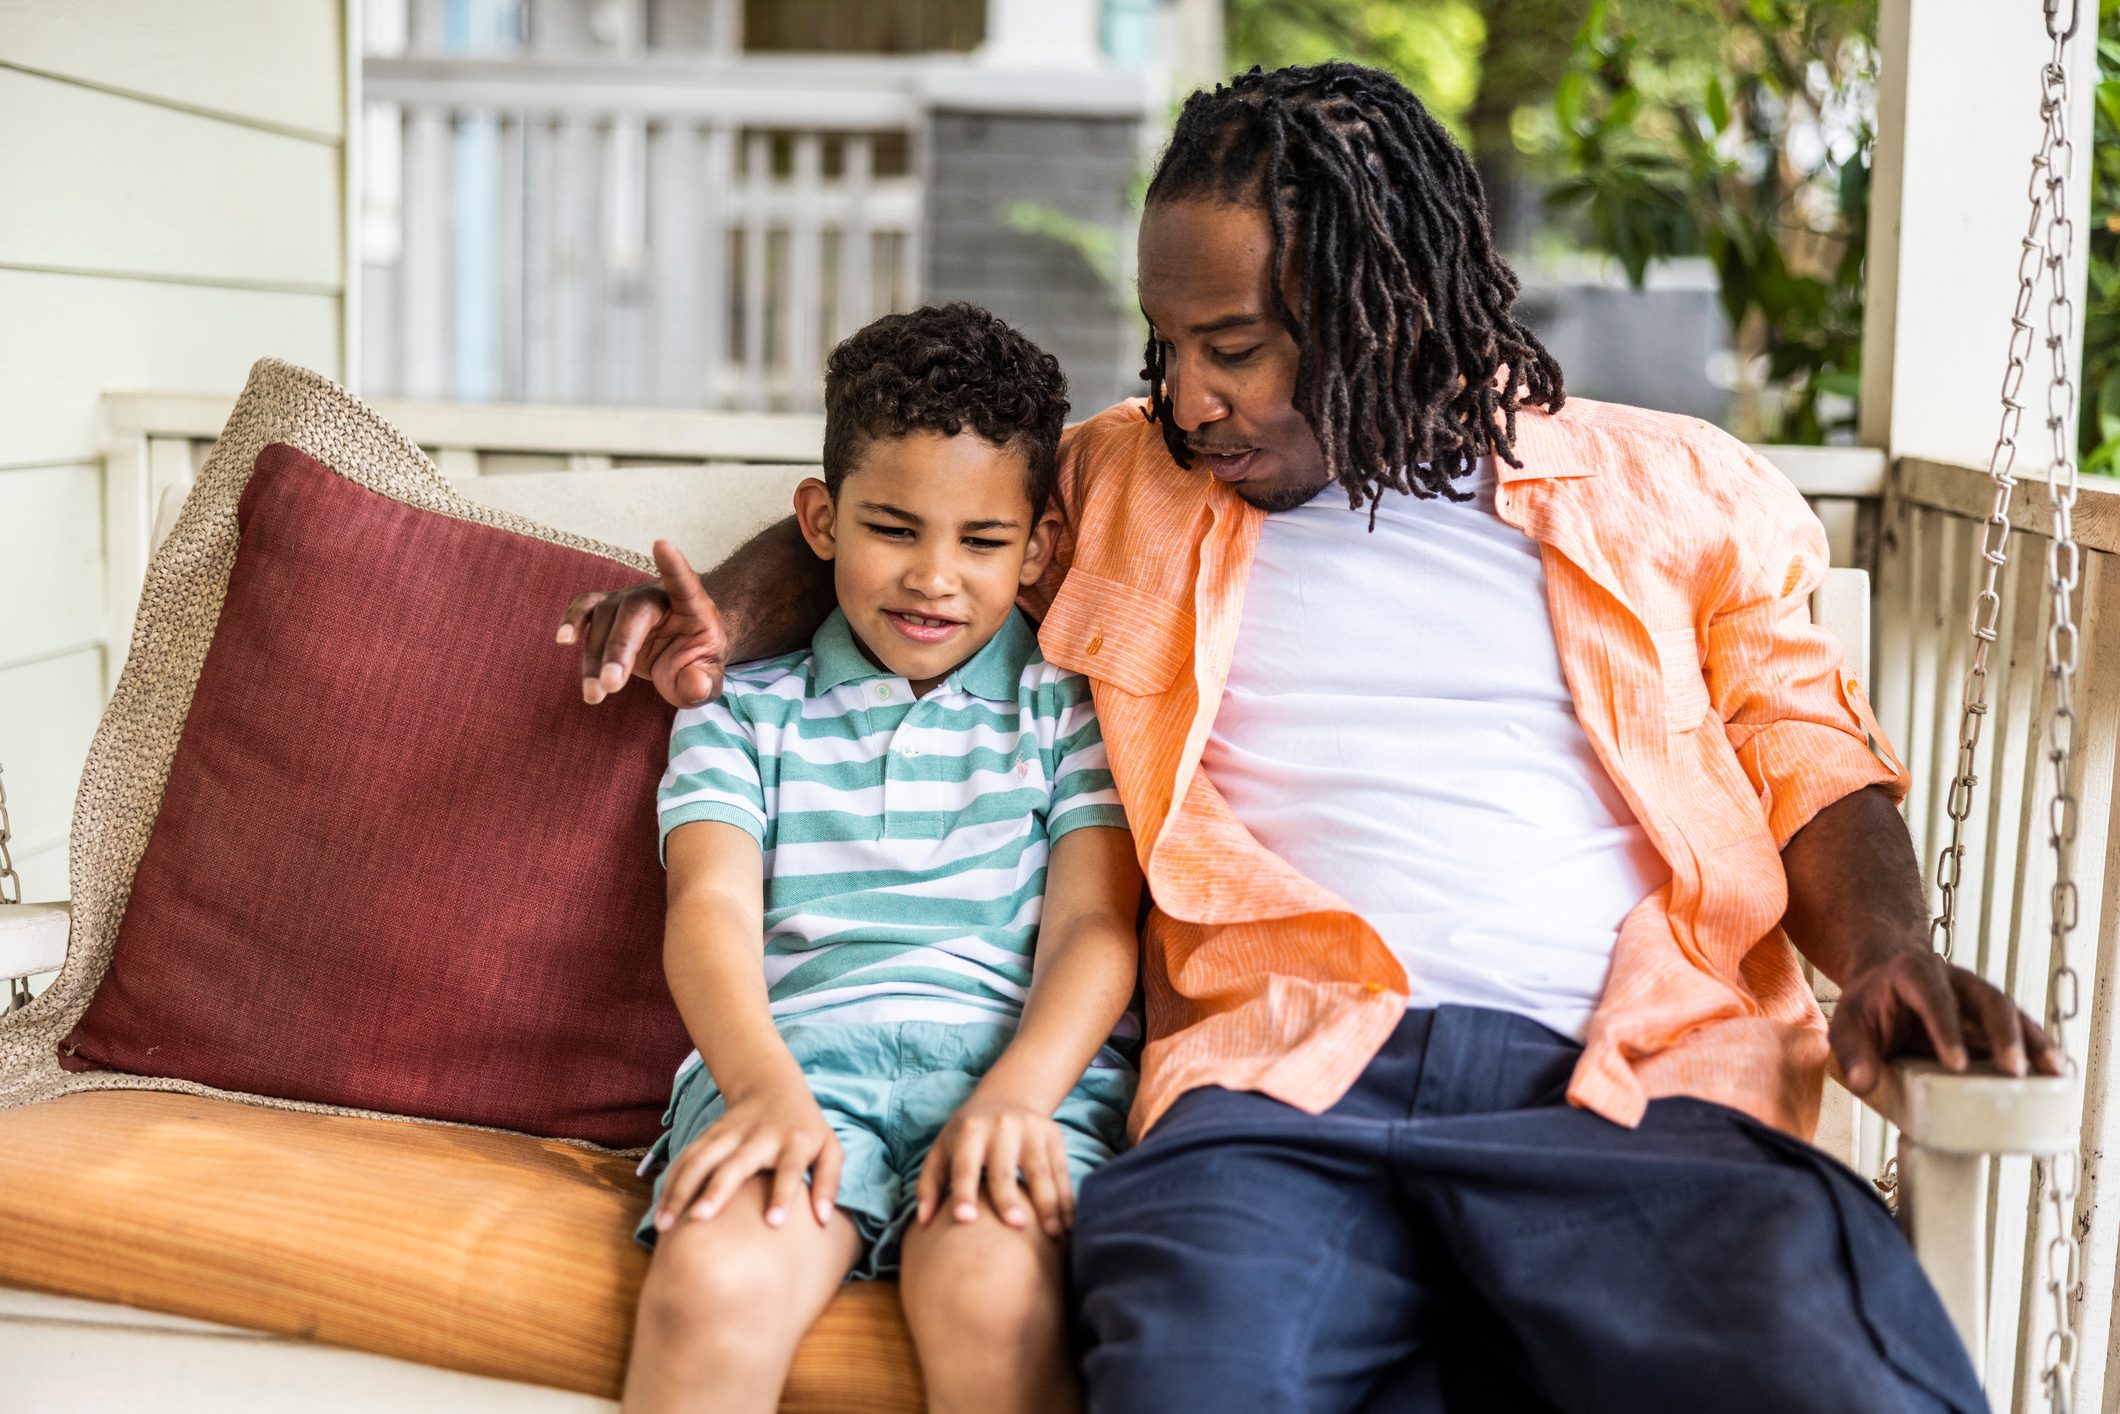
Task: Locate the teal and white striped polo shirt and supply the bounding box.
[657,606,1131,1056]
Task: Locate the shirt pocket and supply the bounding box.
[1650,626,1714,729]
[1040,569,1195,698]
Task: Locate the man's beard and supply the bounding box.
[1239,477,1334,514]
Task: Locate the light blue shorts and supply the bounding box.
[635,1020,1135,1279]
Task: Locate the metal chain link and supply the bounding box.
[1928,7,2083,1408]
[2034,4,2084,1405]
[1928,42,2063,962]
[0,764,20,907]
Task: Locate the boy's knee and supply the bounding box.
[904,1229,1061,1340]
[636,1227,793,1350]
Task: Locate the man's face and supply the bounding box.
[1137,198,1332,513]
[793,430,1058,695]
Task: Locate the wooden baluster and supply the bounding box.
[701,124,734,409]
[647,118,699,408]
[837,135,875,344]
[496,112,526,402]
[401,103,453,399]
[1903,506,1943,895]
[2005,525,2063,1412]
[552,113,599,403]
[1974,539,2051,1403]
[1925,514,1976,906]
[785,134,825,412]
[2054,552,2117,1410]
[522,114,560,402]
[1875,490,1919,810]
[741,131,771,412]
[601,113,648,406]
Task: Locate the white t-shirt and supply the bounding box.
[1199,459,1669,1041]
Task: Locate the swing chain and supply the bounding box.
[1928,28,2062,962]
[2034,19,2084,1411]
[1928,15,2082,1409]
[0,765,20,907]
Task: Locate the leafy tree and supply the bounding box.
[1225,0,1487,136]
[2081,0,2120,474]
[1514,0,1876,442]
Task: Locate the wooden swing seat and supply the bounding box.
[0,1087,924,1411]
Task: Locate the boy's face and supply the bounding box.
[793,430,1060,695]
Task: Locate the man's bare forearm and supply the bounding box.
[699,515,836,662]
[1779,784,1929,987]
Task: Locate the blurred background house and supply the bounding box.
[357,0,1219,418]
[350,0,1808,431]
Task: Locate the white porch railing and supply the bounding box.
[1868,462,2120,1413]
[361,54,929,413]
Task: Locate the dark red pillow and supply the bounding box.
[62,444,691,1148]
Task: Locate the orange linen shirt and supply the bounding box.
[1026,397,1910,1142]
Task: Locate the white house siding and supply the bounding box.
[0,0,353,902]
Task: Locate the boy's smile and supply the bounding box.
[793,429,1060,696]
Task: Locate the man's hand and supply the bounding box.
[916,1088,1074,1237]
[1829,945,2064,1096]
[652,1074,843,1232]
[1780,785,2065,1095]
[557,540,727,707]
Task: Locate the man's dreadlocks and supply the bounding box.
[1142,62,1565,509]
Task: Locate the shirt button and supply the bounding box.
[1086,634,1103,656]
[1364,982,1386,994]
[874,683,893,700]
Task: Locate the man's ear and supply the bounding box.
[1019,505,1064,587]
[793,478,838,560]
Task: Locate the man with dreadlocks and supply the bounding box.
[562,62,2039,1413]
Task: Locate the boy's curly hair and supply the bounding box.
[822,303,1069,516]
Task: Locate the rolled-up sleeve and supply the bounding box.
[1703,447,1911,849]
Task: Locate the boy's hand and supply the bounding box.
[558,540,729,708]
[653,1076,843,1232]
[916,1090,1074,1237]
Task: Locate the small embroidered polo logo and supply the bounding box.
[1013,744,1034,778]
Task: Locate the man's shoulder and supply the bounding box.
[1514,395,1784,502]
[1062,399,1186,486]
[1064,397,1158,450]
[1057,398,1213,551]
[1519,394,1752,462]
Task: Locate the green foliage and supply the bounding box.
[1515,0,1876,442]
[2080,0,2120,475]
[999,200,1126,307]
[1225,0,1488,137]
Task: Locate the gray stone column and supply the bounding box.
[919,72,1153,419]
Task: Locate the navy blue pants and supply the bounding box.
[1071,1006,1984,1414]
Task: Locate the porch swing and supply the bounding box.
[0,6,2101,1411]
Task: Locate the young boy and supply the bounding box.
[620,304,1141,1414]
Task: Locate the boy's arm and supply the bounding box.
[662,821,804,1102]
[915,823,1140,1232]
[976,825,1142,1113]
[656,821,842,1229]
